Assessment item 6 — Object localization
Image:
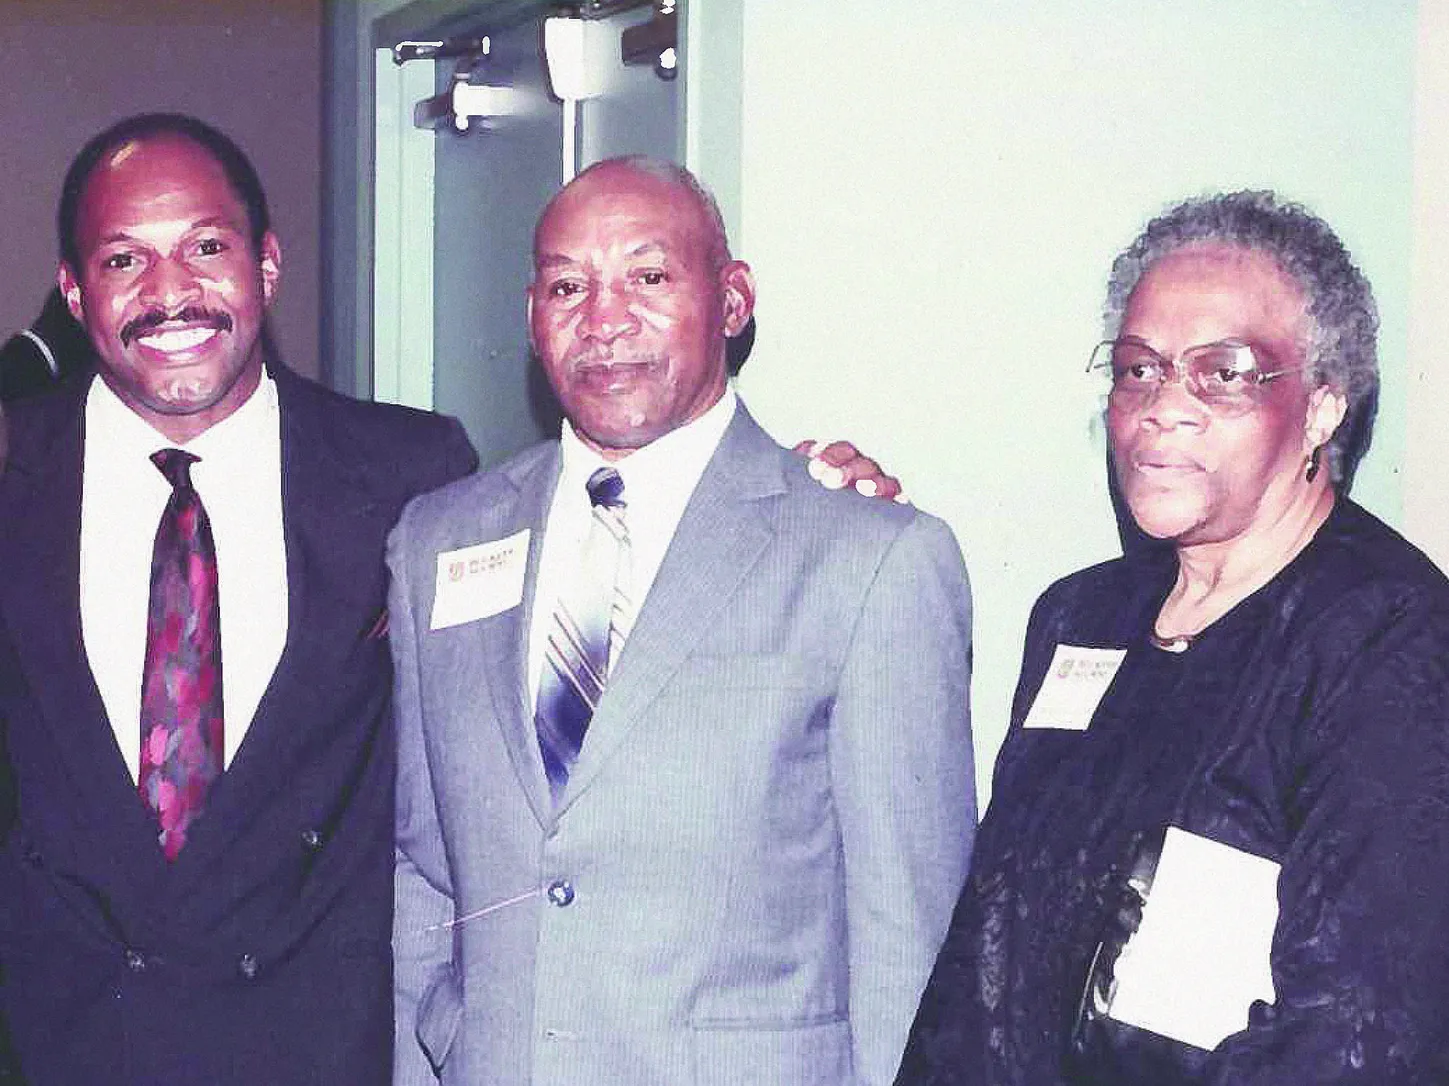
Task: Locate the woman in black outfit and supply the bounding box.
[897,191,1449,1085]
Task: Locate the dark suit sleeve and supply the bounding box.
[437,417,479,482]
[0,1009,23,1085]
[0,650,24,1085]
[0,339,56,403]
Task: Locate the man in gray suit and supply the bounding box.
[389,156,975,1086]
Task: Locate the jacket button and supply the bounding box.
[300,829,323,851]
[546,879,574,907]
[238,953,259,980]
[124,948,147,973]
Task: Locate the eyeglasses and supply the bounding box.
[1088,337,1301,415]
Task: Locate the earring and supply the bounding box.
[1305,445,1322,484]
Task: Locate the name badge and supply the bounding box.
[1022,644,1126,731]
[430,529,530,631]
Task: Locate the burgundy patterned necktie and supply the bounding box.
[139,448,224,861]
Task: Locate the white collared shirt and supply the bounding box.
[527,387,737,707]
[80,373,288,779]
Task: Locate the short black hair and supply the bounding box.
[58,112,271,271]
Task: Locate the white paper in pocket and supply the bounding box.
[1107,826,1280,1050]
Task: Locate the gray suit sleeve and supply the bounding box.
[389,509,459,1085]
[828,512,975,1086]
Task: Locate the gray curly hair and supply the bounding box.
[1103,191,1379,491]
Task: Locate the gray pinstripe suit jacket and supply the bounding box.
[389,403,975,1086]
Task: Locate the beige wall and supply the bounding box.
[0,0,323,378]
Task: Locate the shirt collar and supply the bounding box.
[86,368,278,464]
[557,385,737,505]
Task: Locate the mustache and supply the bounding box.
[565,348,664,368]
[120,306,233,347]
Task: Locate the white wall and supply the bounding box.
[1405,1,1449,568]
[707,0,1422,803]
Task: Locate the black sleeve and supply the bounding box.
[438,415,479,481]
[0,337,57,403]
[1202,591,1449,1085]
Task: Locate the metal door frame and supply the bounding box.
[320,0,744,401]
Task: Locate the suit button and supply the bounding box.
[300,829,323,851]
[21,843,41,868]
[238,953,259,980]
[546,879,574,907]
[124,948,147,973]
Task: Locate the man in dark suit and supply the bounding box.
[0,114,476,1084]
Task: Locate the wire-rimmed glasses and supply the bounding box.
[1089,337,1302,415]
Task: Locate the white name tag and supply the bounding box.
[1108,827,1280,1050]
[1022,644,1126,731]
[429,530,530,631]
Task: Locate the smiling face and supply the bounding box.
[58,134,279,443]
[526,162,755,459]
[1108,244,1345,548]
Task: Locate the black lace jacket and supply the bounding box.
[898,499,1449,1085]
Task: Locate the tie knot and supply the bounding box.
[587,466,625,509]
[151,448,200,491]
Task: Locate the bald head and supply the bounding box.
[534,156,731,275]
[526,156,756,459]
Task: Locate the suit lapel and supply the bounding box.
[0,378,168,881]
[559,408,783,809]
[481,449,560,829]
[176,369,385,866]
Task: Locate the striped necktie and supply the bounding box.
[535,466,632,802]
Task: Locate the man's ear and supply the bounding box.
[57,263,84,323]
[720,260,756,338]
[259,231,282,307]
[524,284,538,357]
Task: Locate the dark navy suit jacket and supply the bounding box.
[0,364,475,1084]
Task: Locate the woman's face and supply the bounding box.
[1108,244,1339,549]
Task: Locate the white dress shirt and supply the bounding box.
[527,387,737,708]
[81,373,288,779]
